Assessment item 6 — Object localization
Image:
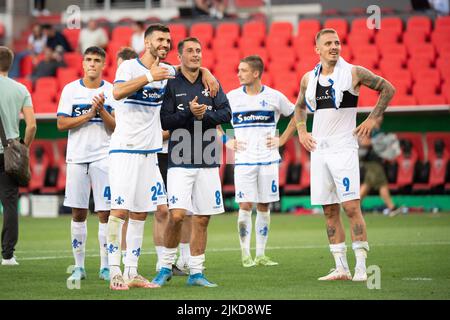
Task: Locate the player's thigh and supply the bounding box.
[89,157,111,212]
[192,167,224,215]
[257,163,280,203]
[234,165,258,202]
[64,163,91,209]
[167,167,196,212]
[326,149,360,203]
[310,151,340,205]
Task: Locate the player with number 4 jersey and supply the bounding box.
[57,47,115,284]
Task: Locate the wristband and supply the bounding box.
[296,121,306,128]
[222,134,230,144]
[145,71,154,83]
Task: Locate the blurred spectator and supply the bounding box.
[42,24,72,53]
[30,46,66,83]
[193,0,227,19]
[429,0,450,15]
[358,118,402,217]
[32,0,50,16]
[78,19,109,53]
[131,21,145,55]
[9,25,47,78]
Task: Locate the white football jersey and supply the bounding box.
[227,85,294,165]
[110,58,176,154]
[57,79,114,164]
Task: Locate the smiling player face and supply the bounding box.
[316,32,341,64]
[145,30,171,60]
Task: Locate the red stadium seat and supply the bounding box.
[111,26,133,46]
[375,30,400,47]
[216,49,241,66]
[383,69,412,85]
[430,31,450,54]
[201,50,215,71]
[381,17,403,36]
[346,32,372,48]
[407,57,432,71]
[379,59,405,75]
[390,94,417,106]
[411,68,441,88]
[269,21,293,40]
[388,78,410,95]
[56,67,79,90]
[62,29,80,53]
[406,16,432,37]
[216,22,240,40]
[240,47,268,66]
[392,133,421,190]
[34,77,58,100]
[350,18,375,37]
[15,77,33,93]
[190,23,214,47]
[242,21,266,42]
[298,19,320,35]
[435,16,450,32]
[426,133,450,188]
[358,86,379,107]
[20,55,34,77]
[323,18,348,40]
[28,140,54,192]
[416,94,447,105]
[407,43,436,62]
[379,43,408,64]
[167,23,188,38]
[63,52,83,75]
[402,31,427,49]
[413,81,438,97]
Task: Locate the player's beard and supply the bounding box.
[150,45,168,60]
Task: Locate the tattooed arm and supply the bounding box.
[295,72,316,152]
[353,66,396,137]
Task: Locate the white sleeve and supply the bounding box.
[114,60,132,83]
[103,89,115,113]
[57,85,73,117]
[277,91,295,117]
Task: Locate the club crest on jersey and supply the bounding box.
[115,196,124,205]
[169,196,178,204]
[202,88,210,97]
[259,100,268,107]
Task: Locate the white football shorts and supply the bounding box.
[64,157,110,211]
[234,162,280,203]
[167,167,224,215]
[310,148,360,205]
[109,152,162,212]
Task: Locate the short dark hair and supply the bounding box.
[117,47,138,61]
[177,37,201,55]
[135,21,145,29]
[144,23,170,38]
[0,46,14,72]
[240,55,264,78]
[315,28,338,43]
[41,24,53,30]
[83,46,106,59]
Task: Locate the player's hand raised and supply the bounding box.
[298,131,316,152]
[150,57,175,82]
[190,97,207,119]
[92,93,105,114]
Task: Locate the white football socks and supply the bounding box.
[189,254,205,275]
[98,222,108,270]
[155,245,164,271]
[238,209,252,257]
[107,216,125,278]
[353,241,370,272]
[329,242,350,272]
[71,220,87,269]
[255,210,270,257]
[124,219,145,279]
[160,247,177,270]
[177,242,190,267]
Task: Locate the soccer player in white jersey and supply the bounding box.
[295,29,395,281]
[225,55,297,267]
[57,46,115,283]
[107,24,218,290]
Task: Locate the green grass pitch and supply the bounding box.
[1,212,449,300]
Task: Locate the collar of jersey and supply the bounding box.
[242,85,265,95]
[79,79,104,88]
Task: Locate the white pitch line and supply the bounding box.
[402,278,433,281]
[16,241,450,261]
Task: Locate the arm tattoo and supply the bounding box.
[294,78,308,124]
[356,66,395,119]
